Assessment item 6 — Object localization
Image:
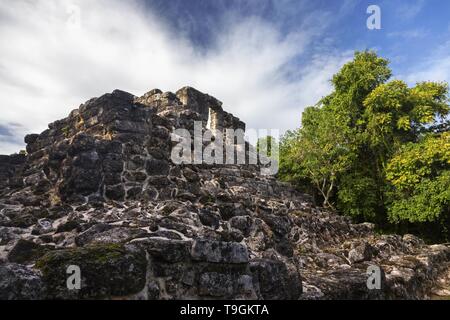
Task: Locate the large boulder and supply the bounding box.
[250,259,302,300]
[348,242,375,264]
[7,239,51,264]
[191,239,249,264]
[35,244,147,299]
[132,238,192,263]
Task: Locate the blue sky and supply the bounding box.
[0,0,449,154]
[143,0,450,80]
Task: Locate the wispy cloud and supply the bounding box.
[0,0,349,154]
[387,28,428,39]
[402,40,450,85]
[394,0,425,21]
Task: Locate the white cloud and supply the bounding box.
[393,0,425,21]
[387,28,428,39]
[404,58,450,84]
[0,0,348,154]
[402,41,450,85]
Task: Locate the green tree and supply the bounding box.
[279,50,450,228]
[292,106,356,209]
[279,129,302,184]
[385,132,450,224]
[256,136,279,160]
[318,51,394,217]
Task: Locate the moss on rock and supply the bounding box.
[35,243,147,299]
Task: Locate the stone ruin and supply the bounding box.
[0,87,450,300]
[0,86,248,205]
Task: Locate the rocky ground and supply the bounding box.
[0,87,449,300]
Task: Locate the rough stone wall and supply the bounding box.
[173,86,245,131]
[0,154,25,193]
[20,90,157,204]
[10,87,247,206]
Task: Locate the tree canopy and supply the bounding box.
[279,51,450,238]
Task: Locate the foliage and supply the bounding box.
[337,171,379,220]
[256,136,279,160]
[279,50,450,237]
[279,129,303,185]
[385,133,450,223]
[292,106,356,208]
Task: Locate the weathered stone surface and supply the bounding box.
[191,239,249,264]
[348,242,375,264]
[0,154,25,192]
[229,216,252,237]
[35,244,147,299]
[1,209,38,228]
[146,158,169,176]
[198,208,220,229]
[0,263,46,300]
[7,239,51,264]
[0,226,24,245]
[75,223,115,246]
[132,238,192,263]
[199,272,234,297]
[78,227,149,245]
[250,259,302,300]
[55,220,81,233]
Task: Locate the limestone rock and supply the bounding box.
[35,244,147,299]
[250,258,302,300]
[191,239,249,264]
[348,242,374,264]
[7,239,51,264]
[0,263,46,300]
[132,238,192,263]
[199,272,234,297]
